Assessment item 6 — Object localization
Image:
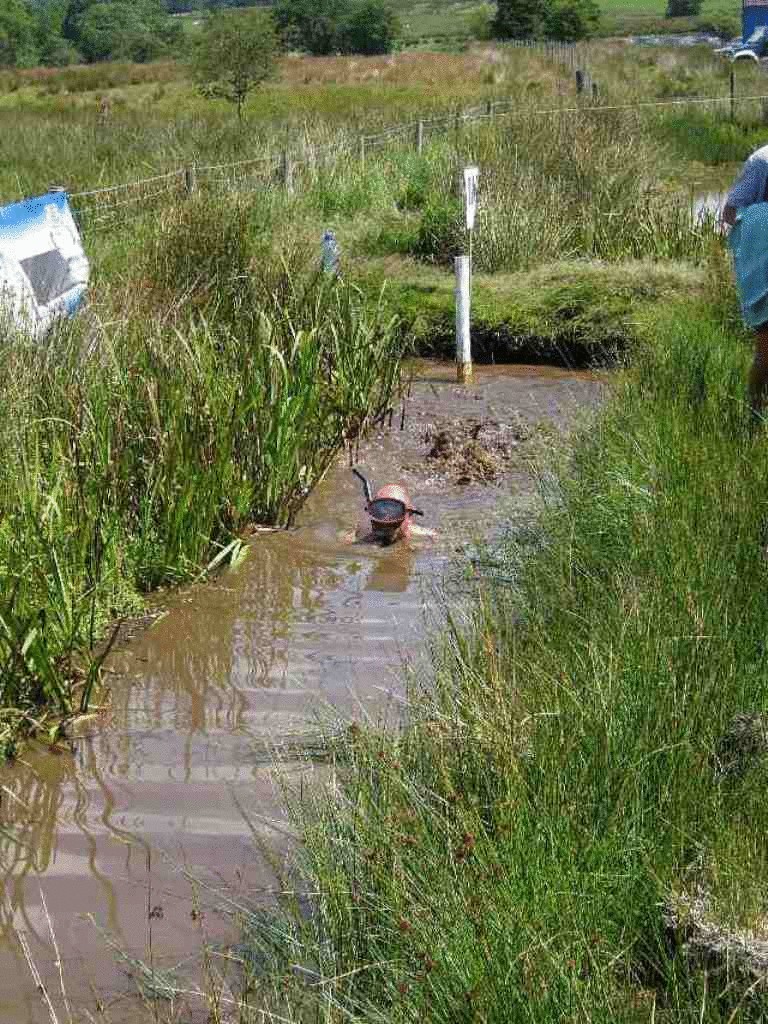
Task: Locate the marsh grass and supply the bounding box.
[1,69,730,748]
[229,277,768,1022]
[0,193,404,753]
[1,35,762,1021]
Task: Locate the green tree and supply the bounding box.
[665,0,701,15]
[0,0,40,67]
[273,0,347,55]
[63,0,180,62]
[189,8,278,121]
[61,0,90,41]
[274,0,400,55]
[342,0,400,54]
[493,0,599,38]
[545,0,599,39]
[33,0,79,64]
[492,0,549,39]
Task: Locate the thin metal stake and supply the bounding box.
[730,68,735,122]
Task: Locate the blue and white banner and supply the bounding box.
[0,190,89,338]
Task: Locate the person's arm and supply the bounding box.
[722,203,738,227]
[723,155,764,228]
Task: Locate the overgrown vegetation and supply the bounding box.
[242,253,768,1024]
[5,37,768,1022]
[0,39,745,753]
[0,194,404,755]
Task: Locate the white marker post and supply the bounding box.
[455,255,471,382]
[456,165,479,383]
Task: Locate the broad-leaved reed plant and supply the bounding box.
[0,194,404,751]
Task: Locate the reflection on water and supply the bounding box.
[0,362,603,1023]
[692,190,727,230]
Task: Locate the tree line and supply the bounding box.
[0,0,602,71]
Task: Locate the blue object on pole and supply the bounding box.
[321,229,341,276]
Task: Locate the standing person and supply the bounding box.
[723,144,768,417]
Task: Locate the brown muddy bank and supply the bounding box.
[0,360,603,1023]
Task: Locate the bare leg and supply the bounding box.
[749,325,768,418]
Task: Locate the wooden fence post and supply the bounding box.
[360,136,366,166]
[417,119,424,154]
[486,99,494,119]
[184,166,197,195]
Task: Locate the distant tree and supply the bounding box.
[493,0,599,38]
[62,0,90,41]
[342,0,400,54]
[665,0,701,15]
[273,0,347,55]
[274,0,400,55]
[545,0,599,39]
[34,0,80,64]
[64,0,181,62]
[492,0,549,39]
[0,0,40,67]
[468,3,495,40]
[189,7,278,121]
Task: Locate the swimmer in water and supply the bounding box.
[346,470,436,546]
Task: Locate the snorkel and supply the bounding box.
[352,469,424,545]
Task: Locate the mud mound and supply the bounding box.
[665,883,768,984]
[424,416,535,484]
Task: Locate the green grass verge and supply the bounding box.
[355,256,705,363]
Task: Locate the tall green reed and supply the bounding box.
[0,195,404,750]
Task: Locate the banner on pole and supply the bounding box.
[463,165,479,231]
[0,190,89,338]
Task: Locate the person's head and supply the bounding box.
[367,483,413,546]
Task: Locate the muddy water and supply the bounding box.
[0,360,602,1023]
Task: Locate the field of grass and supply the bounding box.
[0,40,750,203]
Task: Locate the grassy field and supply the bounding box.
[170,0,742,44]
[0,39,750,202]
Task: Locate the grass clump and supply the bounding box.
[243,286,768,1021]
[356,256,705,363]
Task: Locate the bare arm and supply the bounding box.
[722,203,738,227]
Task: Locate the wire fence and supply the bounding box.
[65,41,755,230]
